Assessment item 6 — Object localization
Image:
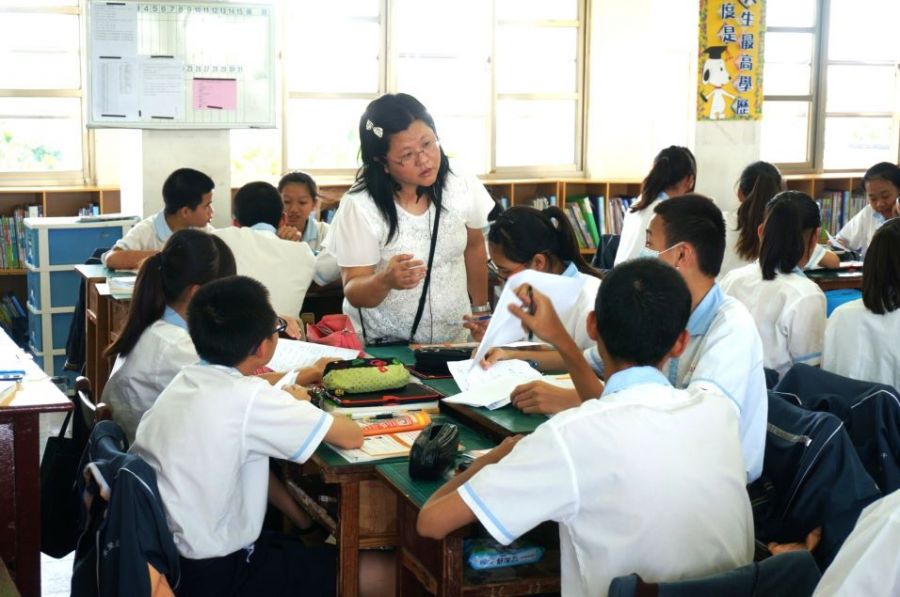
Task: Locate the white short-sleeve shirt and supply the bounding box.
[328,169,494,343]
[460,366,754,597]
[301,216,330,253]
[213,224,315,317]
[101,307,197,443]
[101,210,215,266]
[559,263,601,351]
[813,489,900,597]
[313,208,342,286]
[614,193,666,266]
[131,363,333,560]
[720,263,827,378]
[823,299,900,390]
[837,205,886,256]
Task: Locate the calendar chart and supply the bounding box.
[88,1,275,128]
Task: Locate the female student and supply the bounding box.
[720,191,827,378]
[470,205,602,371]
[614,145,696,265]
[328,93,493,344]
[277,170,330,252]
[823,218,900,389]
[836,162,900,256]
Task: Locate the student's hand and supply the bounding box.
[479,347,513,369]
[508,285,568,347]
[767,527,822,555]
[380,254,427,290]
[277,225,301,241]
[510,381,581,414]
[279,315,303,340]
[462,315,490,342]
[294,357,339,385]
[283,384,310,401]
[480,435,523,465]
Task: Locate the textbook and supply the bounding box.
[330,430,424,463]
[322,398,440,420]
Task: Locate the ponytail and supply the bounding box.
[631,146,696,212]
[759,191,820,281]
[105,229,236,358]
[735,161,784,261]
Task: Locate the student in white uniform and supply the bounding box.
[131,276,364,597]
[836,162,900,256]
[417,259,754,597]
[614,145,696,266]
[102,168,216,270]
[276,171,330,252]
[812,488,900,597]
[214,181,316,317]
[824,218,900,389]
[720,191,827,379]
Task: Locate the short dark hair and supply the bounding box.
[862,162,900,190]
[162,168,215,214]
[652,193,726,277]
[187,276,277,367]
[594,259,691,366]
[759,191,820,281]
[232,181,284,228]
[277,171,320,200]
[862,218,900,315]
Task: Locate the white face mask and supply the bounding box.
[639,242,682,261]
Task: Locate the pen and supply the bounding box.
[373,413,398,419]
[466,314,492,322]
[526,285,535,341]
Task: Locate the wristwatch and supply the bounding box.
[471,304,492,314]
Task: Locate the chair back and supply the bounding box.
[74,376,113,443]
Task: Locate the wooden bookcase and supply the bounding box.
[783,172,866,197]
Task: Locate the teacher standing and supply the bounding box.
[329,93,493,344]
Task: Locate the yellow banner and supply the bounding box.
[697,0,765,120]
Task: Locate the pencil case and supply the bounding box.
[322,357,410,395]
[464,538,545,570]
[412,346,472,375]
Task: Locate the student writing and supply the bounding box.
[836,162,900,256]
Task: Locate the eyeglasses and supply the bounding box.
[387,138,440,167]
[488,259,527,282]
[274,317,288,335]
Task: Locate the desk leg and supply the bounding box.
[3,413,41,597]
[338,480,360,597]
[94,294,111,398]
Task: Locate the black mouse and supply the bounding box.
[409,423,460,480]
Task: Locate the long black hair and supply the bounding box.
[759,191,821,281]
[735,161,784,261]
[862,218,900,315]
[352,93,451,244]
[488,205,601,278]
[105,229,236,358]
[630,146,696,212]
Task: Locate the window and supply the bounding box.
[761,0,899,171]
[0,1,87,184]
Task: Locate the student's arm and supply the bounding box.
[787,294,827,368]
[464,227,489,308]
[342,255,426,309]
[817,249,840,269]
[481,348,566,372]
[105,248,157,270]
[323,415,364,449]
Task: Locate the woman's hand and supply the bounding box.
[463,314,490,341]
[510,381,581,414]
[380,253,427,290]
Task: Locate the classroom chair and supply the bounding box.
[774,363,900,494]
[592,234,621,271]
[607,550,821,597]
[71,420,180,597]
[75,376,113,437]
[748,392,881,569]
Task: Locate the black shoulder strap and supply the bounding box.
[408,199,441,342]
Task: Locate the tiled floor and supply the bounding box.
[39,411,75,597]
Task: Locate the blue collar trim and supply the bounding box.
[302,216,319,243]
[687,283,723,337]
[561,261,579,278]
[658,191,669,202]
[602,366,671,397]
[250,222,277,234]
[153,209,174,243]
[161,306,188,330]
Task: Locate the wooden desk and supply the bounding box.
[75,264,110,396]
[806,268,864,291]
[0,331,72,597]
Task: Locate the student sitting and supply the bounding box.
[131,276,364,597]
[836,162,900,256]
[417,259,754,597]
[720,191,827,379]
[214,181,316,317]
[276,171,330,252]
[823,218,900,390]
[102,168,216,270]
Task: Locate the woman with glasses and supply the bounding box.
[328,93,494,344]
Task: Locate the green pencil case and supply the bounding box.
[322,357,410,395]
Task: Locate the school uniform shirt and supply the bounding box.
[813,488,900,597]
[131,363,333,560]
[837,204,887,256]
[459,366,754,597]
[328,169,494,343]
[101,307,196,443]
[823,299,900,390]
[313,207,342,286]
[614,192,667,266]
[213,223,315,317]
[301,216,329,253]
[559,262,601,351]
[720,263,827,379]
[100,210,215,266]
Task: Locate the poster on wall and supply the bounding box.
[697,0,765,120]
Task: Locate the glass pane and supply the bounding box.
[0,1,78,6]
[396,57,490,115]
[496,26,577,94]
[760,100,810,163]
[286,98,369,170]
[823,117,897,170]
[0,98,82,172]
[230,129,282,186]
[288,0,379,20]
[829,0,899,61]
[826,65,897,113]
[0,13,80,89]
[496,0,577,21]
[764,64,812,96]
[764,32,813,64]
[285,19,379,93]
[496,100,575,167]
[433,115,489,176]
[765,0,816,27]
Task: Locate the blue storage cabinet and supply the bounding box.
[24,216,138,379]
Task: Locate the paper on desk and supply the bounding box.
[266,339,360,372]
[328,430,422,463]
[444,359,543,410]
[471,269,585,367]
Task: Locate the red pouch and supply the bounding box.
[306,314,363,352]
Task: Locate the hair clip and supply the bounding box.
[549,216,559,228]
[365,119,383,138]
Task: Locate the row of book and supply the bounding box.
[563,195,637,249]
[0,293,27,347]
[0,208,28,270]
[817,191,867,237]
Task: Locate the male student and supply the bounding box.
[510,194,768,482]
[131,275,363,596]
[102,168,216,270]
[213,182,316,317]
[418,259,754,597]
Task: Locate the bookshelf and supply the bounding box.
[783,172,868,238]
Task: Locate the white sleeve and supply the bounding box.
[329,195,382,268]
[837,210,866,252]
[155,335,199,387]
[804,244,827,270]
[313,248,341,285]
[244,385,334,462]
[101,218,155,265]
[459,426,578,545]
[822,312,841,373]
[786,292,827,367]
[458,173,494,230]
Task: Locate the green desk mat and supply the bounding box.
[376,460,450,509]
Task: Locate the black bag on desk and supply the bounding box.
[412,346,472,375]
[40,405,88,557]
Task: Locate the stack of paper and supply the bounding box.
[265,339,360,372]
[107,275,137,296]
[443,359,543,410]
[328,430,423,464]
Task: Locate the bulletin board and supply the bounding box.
[87,0,275,129]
